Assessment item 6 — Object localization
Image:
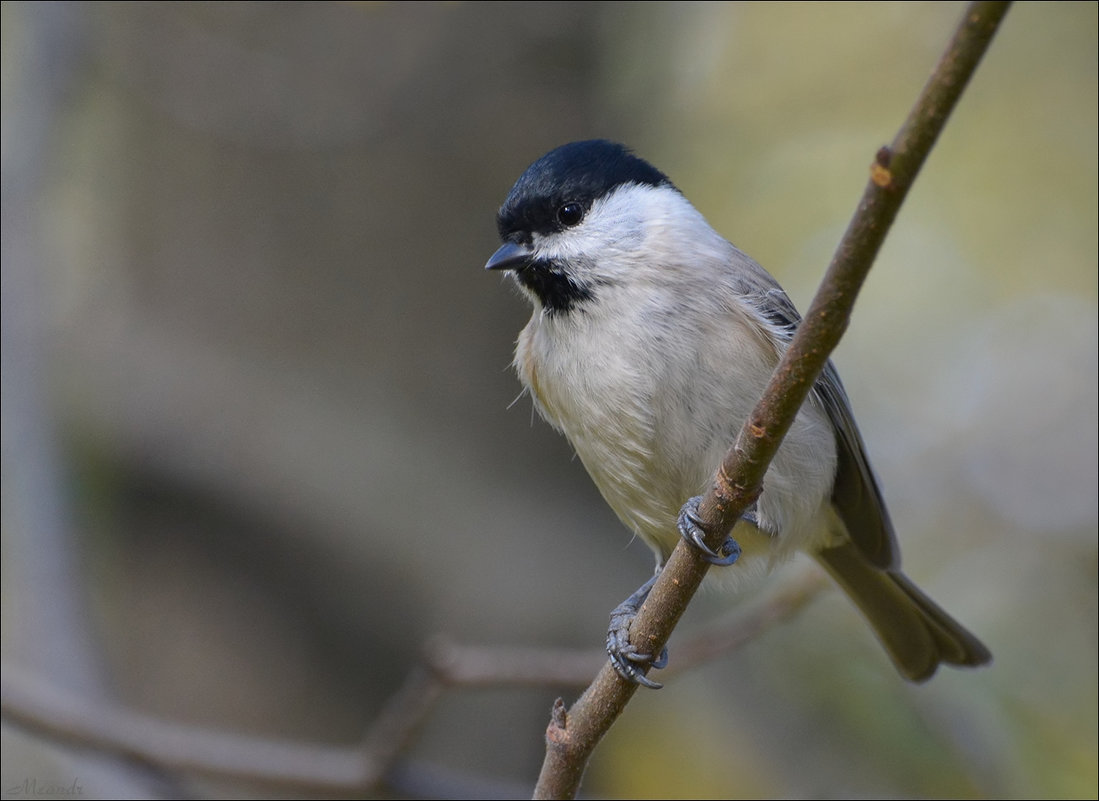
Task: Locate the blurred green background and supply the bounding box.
[2,2,1095,798]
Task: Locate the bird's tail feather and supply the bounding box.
[813,540,991,682]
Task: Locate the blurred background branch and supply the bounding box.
[1,570,823,795]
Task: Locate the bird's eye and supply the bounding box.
[556,202,585,227]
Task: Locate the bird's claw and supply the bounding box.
[607,637,667,689]
[606,574,667,689]
[677,496,741,565]
[604,495,749,688]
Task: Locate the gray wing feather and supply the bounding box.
[732,265,899,568]
[813,360,898,568]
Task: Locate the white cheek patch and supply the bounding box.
[531,182,707,290]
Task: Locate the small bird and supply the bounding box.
[486,140,990,685]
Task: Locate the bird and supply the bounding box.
[485,139,991,685]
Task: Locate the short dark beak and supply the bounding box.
[485,241,534,272]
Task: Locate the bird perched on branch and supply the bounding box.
[486,139,990,685]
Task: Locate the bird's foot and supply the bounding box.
[606,572,668,689]
[677,495,742,565]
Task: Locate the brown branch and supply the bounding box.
[532,3,1012,799]
[0,571,822,794]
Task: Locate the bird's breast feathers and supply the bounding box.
[516,287,838,568]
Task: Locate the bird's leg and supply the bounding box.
[608,497,749,689]
[677,495,742,565]
[606,569,668,689]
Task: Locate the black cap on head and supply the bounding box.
[497,140,674,242]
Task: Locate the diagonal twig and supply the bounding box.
[533,3,1013,798]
